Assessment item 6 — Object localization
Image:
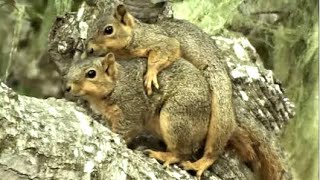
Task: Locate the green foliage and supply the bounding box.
[173,0,242,34]
[278,5,318,179]
[0,0,68,96]
[54,0,73,15]
[0,4,24,81]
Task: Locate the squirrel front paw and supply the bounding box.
[144,69,159,95]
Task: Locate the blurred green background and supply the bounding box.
[0,0,318,179]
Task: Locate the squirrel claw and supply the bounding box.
[180,161,206,179]
[143,149,152,156]
[144,70,159,95]
[196,170,204,179]
[180,161,193,170]
[143,78,153,95]
[147,84,153,96]
[152,76,159,90]
[144,149,180,168]
[162,162,171,169]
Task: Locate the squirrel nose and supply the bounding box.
[88,48,94,54]
[65,86,71,92]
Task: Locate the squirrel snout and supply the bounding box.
[87,47,94,54]
[86,40,95,54]
[65,85,71,92]
[86,42,108,56]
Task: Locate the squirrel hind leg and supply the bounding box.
[180,155,216,178]
[144,108,196,167]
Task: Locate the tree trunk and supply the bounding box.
[0,0,294,179]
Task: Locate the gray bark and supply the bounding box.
[0,0,294,179]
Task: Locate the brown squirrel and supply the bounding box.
[66,53,212,166]
[66,54,285,180]
[85,4,285,179]
[87,4,181,95]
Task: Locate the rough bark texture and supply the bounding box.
[0,0,295,179]
[212,36,294,133]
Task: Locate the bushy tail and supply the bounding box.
[229,125,286,180]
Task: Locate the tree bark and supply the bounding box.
[0,0,294,179]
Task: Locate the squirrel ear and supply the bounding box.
[102,53,117,78]
[114,4,135,27]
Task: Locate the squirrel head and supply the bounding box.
[87,4,135,56]
[65,53,118,99]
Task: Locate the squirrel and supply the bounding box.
[65,53,285,180]
[87,4,181,95]
[66,53,212,167]
[85,4,285,180]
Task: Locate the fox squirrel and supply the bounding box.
[66,53,212,166]
[85,4,285,180]
[87,4,181,95]
[66,53,285,180]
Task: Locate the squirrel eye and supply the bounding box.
[103,25,113,35]
[85,70,96,78]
